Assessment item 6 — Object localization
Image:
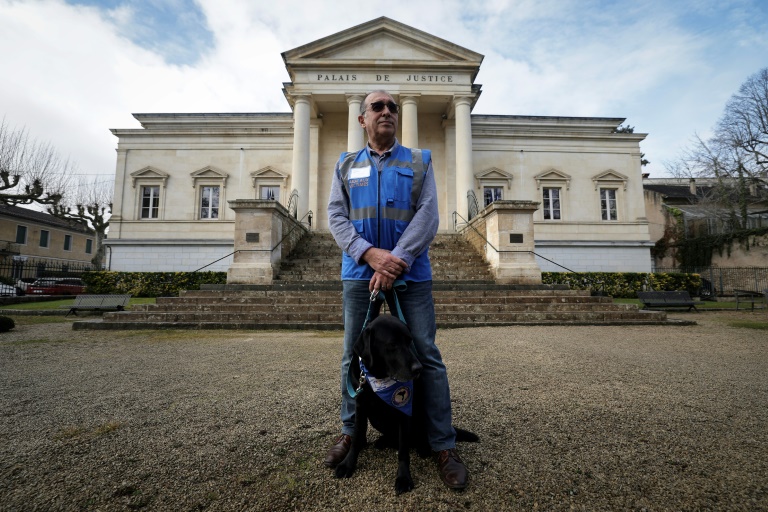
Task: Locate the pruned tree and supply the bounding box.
[0,119,72,206]
[48,177,113,268]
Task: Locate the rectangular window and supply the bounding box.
[542,188,561,220]
[483,187,503,207]
[15,225,27,245]
[260,186,280,201]
[141,186,160,219]
[85,239,93,254]
[39,230,50,248]
[200,186,220,219]
[600,188,618,221]
[64,234,72,251]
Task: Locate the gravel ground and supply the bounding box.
[1,312,767,511]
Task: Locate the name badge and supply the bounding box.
[350,166,371,179]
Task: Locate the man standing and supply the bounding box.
[325,90,468,489]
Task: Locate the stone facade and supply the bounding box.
[106,17,652,274]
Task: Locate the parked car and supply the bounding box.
[15,277,37,294]
[27,278,86,295]
[0,283,21,296]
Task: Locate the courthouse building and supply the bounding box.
[106,17,652,274]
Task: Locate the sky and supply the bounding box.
[0,0,766,192]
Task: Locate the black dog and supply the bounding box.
[334,314,478,494]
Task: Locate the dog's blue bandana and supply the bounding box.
[359,358,413,416]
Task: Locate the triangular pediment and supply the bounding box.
[250,166,287,180]
[130,166,169,187]
[190,166,228,179]
[592,169,629,190]
[283,17,483,66]
[476,167,512,180]
[534,169,572,189]
[475,167,513,189]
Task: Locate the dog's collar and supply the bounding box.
[353,358,413,416]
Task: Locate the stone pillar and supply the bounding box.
[401,95,419,148]
[226,199,308,284]
[475,200,542,284]
[291,95,311,219]
[346,94,365,152]
[454,96,474,222]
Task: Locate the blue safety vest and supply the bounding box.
[337,144,432,281]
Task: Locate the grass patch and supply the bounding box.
[613,298,740,309]
[727,320,768,330]
[0,297,156,310]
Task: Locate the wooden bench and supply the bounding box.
[637,291,698,312]
[733,289,767,311]
[61,294,132,317]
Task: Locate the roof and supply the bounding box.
[0,204,93,234]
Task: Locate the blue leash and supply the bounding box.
[348,280,408,399]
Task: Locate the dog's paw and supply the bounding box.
[395,475,414,494]
[334,462,356,479]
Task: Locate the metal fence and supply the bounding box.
[653,267,768,298]
[0,257,97,283]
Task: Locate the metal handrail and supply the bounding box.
[451,209,604,292]
[192,209,313,273]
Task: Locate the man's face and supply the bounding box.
[358,92,398,144]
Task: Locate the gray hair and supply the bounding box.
[359,90,394,115]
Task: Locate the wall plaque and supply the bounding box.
[509,234,524,244]
[246,233,259,243]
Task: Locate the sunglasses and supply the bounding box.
[368,101,399,114]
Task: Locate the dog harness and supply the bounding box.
[347,280,416,416]
[358,358,414,416]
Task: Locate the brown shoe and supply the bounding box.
[323,434,352,468]
[436,448,468,490]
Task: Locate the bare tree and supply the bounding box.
[0,119,73,206]
[48,177,113,268]
[667,68,768,230]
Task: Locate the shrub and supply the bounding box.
[542,272,701,299]
[0,316,15,332]
[81,271,227,298]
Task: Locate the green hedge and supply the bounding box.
[81,271,227,297]
[78,270,701,299]
[542,272,702,299]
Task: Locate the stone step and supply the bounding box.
[72,231,680,330]
[132,301,632,314]
[102,309,663,325]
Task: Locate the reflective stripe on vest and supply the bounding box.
[338,145,432,281]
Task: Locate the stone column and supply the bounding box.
[291,95,311,219]
[454,96,474,222]
[346,94,365,152]
[401,95,420,148]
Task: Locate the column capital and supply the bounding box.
[453,95,474,108]
[345,93,366,104]
[291,94,312,108]
[400,94,421,106]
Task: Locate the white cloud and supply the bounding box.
[0,0,766,185]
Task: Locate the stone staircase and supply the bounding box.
[75,232,673,330]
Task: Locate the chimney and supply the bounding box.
[689,178,696,195]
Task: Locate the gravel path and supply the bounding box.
[1,313,766,511]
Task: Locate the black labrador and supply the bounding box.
[334,314,478,494]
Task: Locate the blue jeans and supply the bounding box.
[339,280,456,451]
